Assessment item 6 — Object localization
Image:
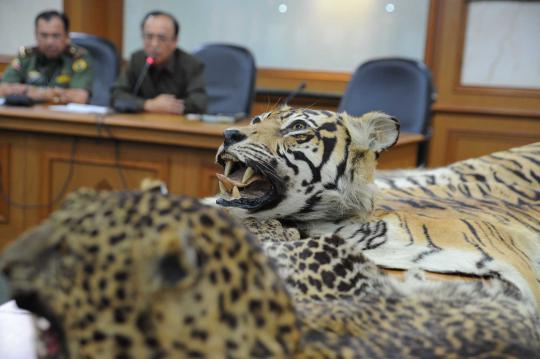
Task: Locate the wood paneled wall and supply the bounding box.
[424,0,540,166]
[256,68,350,94]
[63,0,123,55]
[252,68,348,114]
[0,55,11,75]
[0,143,9,225]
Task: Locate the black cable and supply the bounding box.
[94,113,128,190]
[113,139,128,190]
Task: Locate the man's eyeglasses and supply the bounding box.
[142,33,174,43]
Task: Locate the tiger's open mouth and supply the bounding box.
[216,154,284,211]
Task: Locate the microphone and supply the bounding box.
[133,56,154,96]
[283,82,307,105]
[113,56,154,113]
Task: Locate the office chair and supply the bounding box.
[339,58,435,165]
[70,32,119,106]
[193,44,256,116]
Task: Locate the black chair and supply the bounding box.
[70,32,119,106]
[338,58,435,165]
[193,44,256,116]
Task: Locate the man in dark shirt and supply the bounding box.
[111,11,207,114]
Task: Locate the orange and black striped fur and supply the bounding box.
[211,107,540,308]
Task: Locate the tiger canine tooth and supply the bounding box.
[218,181,227,194]
[216,174,234,191]
[36,317,51,330]
[224,160,232,176]
[216,173,252,188]
[232,186,241,199]
[242,167,255,184]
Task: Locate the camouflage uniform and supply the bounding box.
[1,45,92,92]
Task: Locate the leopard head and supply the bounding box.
[0,188,300,358]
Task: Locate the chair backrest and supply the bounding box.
[193,44,256,115]
[70,32,119,106]
[338,58,434,136]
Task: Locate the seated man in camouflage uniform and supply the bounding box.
[0,10,92,104]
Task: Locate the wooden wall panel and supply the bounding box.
[0,55,12,76]
[0,133,31,248]
[253,68,348,115]
[63,0,124,55]
[251,95,339,116]
[425,0,540,166]
[429,113,540,166]
[378,142,420,170]
[198,164,221,198]
[168,147,221,198]
[31,137,169,221]
[256,68,350,94]
[0,143,9,224]
[40,151,167,217]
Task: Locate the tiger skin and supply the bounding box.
[211,107,540,311]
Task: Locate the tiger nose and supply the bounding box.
[223,129,246,147]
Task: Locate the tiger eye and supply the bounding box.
[292,122,306,131]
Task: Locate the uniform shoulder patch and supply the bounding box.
[28,70,42,81]
[55,74,72,84]
[68,45,88,58]
[18,46,34,58]
[10,57,22,71]
[72,58,88,73]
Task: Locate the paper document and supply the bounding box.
[49,103,109,114]
[201,113,245,124]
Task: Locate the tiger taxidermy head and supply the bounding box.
[214,108,399,222]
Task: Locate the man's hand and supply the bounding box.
[143,94,185,114]
[22,87,88,104]
[0,83,28,96]
[60,88,89,104]
[26,86,61,102]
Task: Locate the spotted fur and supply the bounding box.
[1,189,299,358]
[1,188,539,358]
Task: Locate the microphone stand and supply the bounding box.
[113,56,154,113]
[133,56,154,96]
[283,82,307,105]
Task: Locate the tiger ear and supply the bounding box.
[346,111,400,152]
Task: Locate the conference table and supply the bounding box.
[0,105,424,248]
